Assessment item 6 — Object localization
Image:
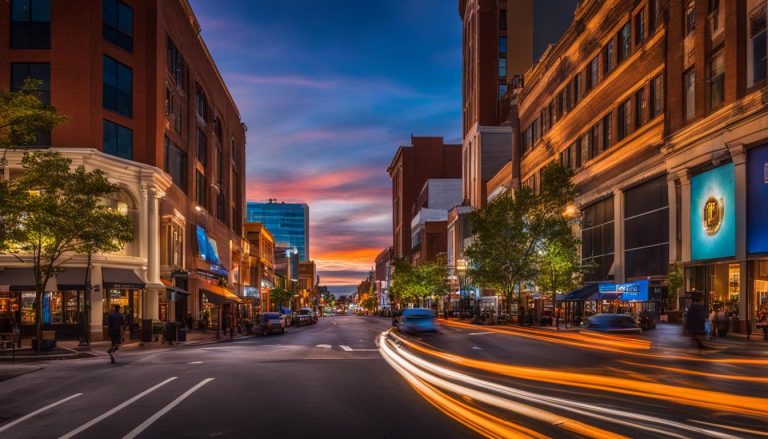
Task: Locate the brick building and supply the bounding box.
[387,136,461,261]
[0,0,246,340]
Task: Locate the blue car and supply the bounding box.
[399,308,437,334]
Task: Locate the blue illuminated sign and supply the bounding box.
[597,280,649,301]
[748,144,768,254]
[691,163,736,261]
[196,225,220,265]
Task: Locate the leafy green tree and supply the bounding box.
[361,296,377,312]
[390,259,448,307]
[3,152,134,348]
[465,162,578,321]
[270,286,292,311]
[666,264,683,311]
[535,234,581,300]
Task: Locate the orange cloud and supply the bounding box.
[314,247,382,264]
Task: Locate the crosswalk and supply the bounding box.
[0,377,214,439]
[315,344,379,352]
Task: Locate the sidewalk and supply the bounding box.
[0,329,255,363]
[642,323,768,356]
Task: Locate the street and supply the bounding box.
[3,316,768,438]
[0,316,472,439]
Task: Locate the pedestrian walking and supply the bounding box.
[685,298,708,352]
[757,309,768,341]
[106,304,125,364]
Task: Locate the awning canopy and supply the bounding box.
[161,278,190,300]
[0,268,57,291]
[562,283,599,301]
[102,268,146,289]
[201,284,242,304]
[56,267,87,290]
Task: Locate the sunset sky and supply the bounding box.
[189,0,463,295]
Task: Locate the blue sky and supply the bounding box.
[190,0,463,296]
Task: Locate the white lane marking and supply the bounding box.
[0,393,83,433]
[472,346,482,350]
[58,377,177,439]
[468,332,494,336]
[339,345,377,352]
[315,344,332,349]
[122,378,214,439]
[188,361,204,364]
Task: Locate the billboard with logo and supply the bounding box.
[748,144,768,254]
[691,163,735,261]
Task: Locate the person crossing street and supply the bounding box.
[106,304,126,364]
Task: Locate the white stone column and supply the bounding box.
[613,189,625,284]
[145,187,162,321]
[667,174,679,264]
[679,171,692,263]
[729,143,748,328]
[89,264,104,341]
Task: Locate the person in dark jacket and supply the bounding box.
[107,304,126,364]
[686,299,708,351]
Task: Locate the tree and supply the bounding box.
[390,259,448,307]
[465,162,578,321]
[360,295,377,313]
[666,264,683,312]
[3,152,132,348]
[0,79,67,250]
[270,287,292,311]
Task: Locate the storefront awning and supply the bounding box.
[563,283,599,301]
[102,268,146,289]
[161,278,190,301]
[56,267,88,290]
[0,268,57,291]
[201,284,242,305]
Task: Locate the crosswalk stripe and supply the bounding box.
[0,393,82,434]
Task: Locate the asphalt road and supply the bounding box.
[0,316,473,439]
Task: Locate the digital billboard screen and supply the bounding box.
[748,144,768,254]
[690,163,735,261]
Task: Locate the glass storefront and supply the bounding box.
[751,260,768,323]
[685,263,741,316]
[0,290,83,337]
[104,288,143,338]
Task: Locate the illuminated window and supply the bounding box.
[709,50,725,109]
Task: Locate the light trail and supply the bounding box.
[443,320,768,365]
[619,360,768,384]
[381,332,737,439]
[390,331,768,419]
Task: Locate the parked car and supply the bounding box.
[260,312,286,335]
[582,313,641,333]
[398,308,437,334]
[293,308,317,327]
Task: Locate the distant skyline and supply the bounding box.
[190,0,462,295]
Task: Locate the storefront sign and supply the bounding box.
[691,163,736,261]
[597,281,649,301]
[748,144,768,254]
[196,225,221,265]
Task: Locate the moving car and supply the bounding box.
[294,308,317,327]
[582,313,641,333]
[260,312,286,335]
[398,308,437,334]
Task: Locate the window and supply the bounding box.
[498,84,507,98]
[499,9,507,30]
[572,73,581,106]
[196,87,208,121]
[684,69,696,122]
[686,1,696,36]
[603,41,615,74]
[216,193,227,223]
[617,99,631,140]
[709,50,725,109]
[10,0,50,49]
[102,120,132,160]
[617,22,631,63]
[588,56,599,90]
[532,118,540,143]
[196,170,208,210]
[103,0,133,51]
[216,144,224,185]
[650,0,660,30]
[197,128,208,165]
[635,88,647,128]
[11,63,51,146]
[581,133,590,162]
[167,38,187,89]
[650,73,664,117]
[624,176,669,278]
[103,55,132,117]
[561,88,569,114]
[635,9,645,45]
[541,109,549,134]
[11,62,50,104]
[582,197,615,282]
[498,58,507,78]
[499,37,507,53]
[748,0,767,86]
[590,122,600,159]
[574,139,582,169]
[602,113,612,150]
[549,101,556,126]
[162,221,184,268]
[164,137,187,193]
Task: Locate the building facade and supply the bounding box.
[246,200,310,261]
[0,0,247,340]
[375,246,394,311]
[410,179,463,265]
[387,136,462,261]
[244,223,275,317]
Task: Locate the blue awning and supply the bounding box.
[562,283,599,301]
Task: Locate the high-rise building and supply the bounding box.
[0,0,246,340]
[387,137,462,261]
[247,201,310,261]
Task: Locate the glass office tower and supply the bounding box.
[246,200,309,261]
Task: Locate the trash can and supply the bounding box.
[177,325,187,342]
[165,322,178,343]
[141,320,154,342]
